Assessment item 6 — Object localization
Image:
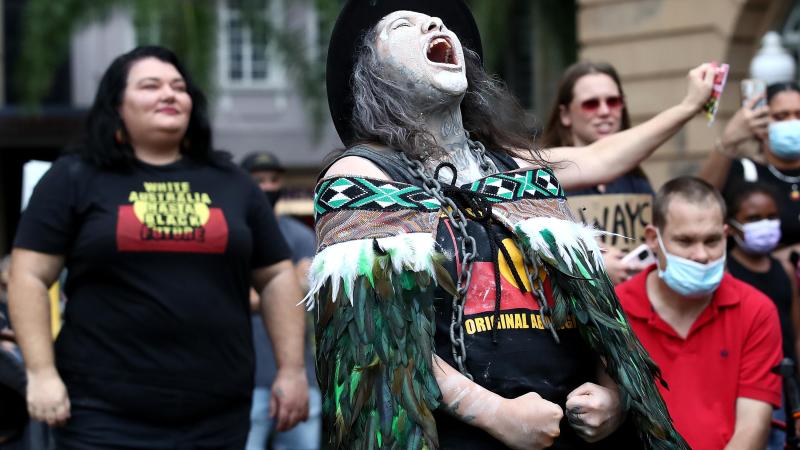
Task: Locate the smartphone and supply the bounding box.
[621,243,656,267]
[741,78,767,109]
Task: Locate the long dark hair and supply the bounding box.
[541,60,648,182]
[72,46,214,169]
[540,61,631,148]
[350,29,544,165]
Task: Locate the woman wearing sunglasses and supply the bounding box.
[542,62,654,285]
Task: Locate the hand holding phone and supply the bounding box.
[741,78,767,109]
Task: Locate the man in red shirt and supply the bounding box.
[616,176,782,449]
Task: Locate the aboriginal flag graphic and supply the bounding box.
[116,181,228,253]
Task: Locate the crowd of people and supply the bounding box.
[1,0,800,449]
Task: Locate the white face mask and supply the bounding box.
[656,230,725,298]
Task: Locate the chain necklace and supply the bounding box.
[466,137,498,174]
[401,136,495,379]
[767,164,800,201]
[400,135,544,380]
[767,164,800,184]
[399,137,554,379]
[403,152,478,380]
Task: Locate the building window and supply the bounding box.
[218,0,286,89]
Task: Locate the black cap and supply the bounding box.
[240,152,285,173]
[326,0,482,146]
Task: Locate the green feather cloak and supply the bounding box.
[307,171,688,450]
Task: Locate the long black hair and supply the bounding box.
[350,28,545,165]
[72,46,214,169]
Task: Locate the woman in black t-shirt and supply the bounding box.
[7,46,309,449]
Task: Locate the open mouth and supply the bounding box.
[426,37,458,65]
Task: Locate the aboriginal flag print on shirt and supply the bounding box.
[118,181,228,253]
[433,218,603,450]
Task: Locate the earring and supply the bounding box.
[114,129,127,145]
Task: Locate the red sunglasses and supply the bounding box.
[580,96,624,113]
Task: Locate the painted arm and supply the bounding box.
[565,363,625,442]
[531,64,715,190]
[7,248,69,427]
[722,398,772,450]
[252,260,310,431]
[432,355,563,450]
[324,154,391,180]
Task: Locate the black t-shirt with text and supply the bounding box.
[14,155,290,423]
[434,220,640,450]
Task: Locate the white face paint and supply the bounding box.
[374,10,468,97]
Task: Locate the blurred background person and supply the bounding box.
[616,177,782,450]
[725,182,800,448]
[699,82,800,257]
[241,151,320,450]
[8,46,309,449]
[0,256,15,356]
[542,61,654,284]
[0,253,29,450]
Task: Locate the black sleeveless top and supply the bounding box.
[728,256,795,360]
[326,147,641,450]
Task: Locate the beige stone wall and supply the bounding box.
[578,0,791,188]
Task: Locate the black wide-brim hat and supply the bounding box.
[326,0,483,146]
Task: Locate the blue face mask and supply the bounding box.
[656,230,725,298]
[769,120,800,160]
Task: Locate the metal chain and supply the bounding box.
[401,152,477,380]
[522,254,560,342]
[467,136,498,174]
[464,135,559,340]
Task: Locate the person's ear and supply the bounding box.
[644,224,664,268]
[644,225,659,253]
[559,104,572,128]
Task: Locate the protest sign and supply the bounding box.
[569,194,653,252]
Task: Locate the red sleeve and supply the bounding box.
[738,289,783,408]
